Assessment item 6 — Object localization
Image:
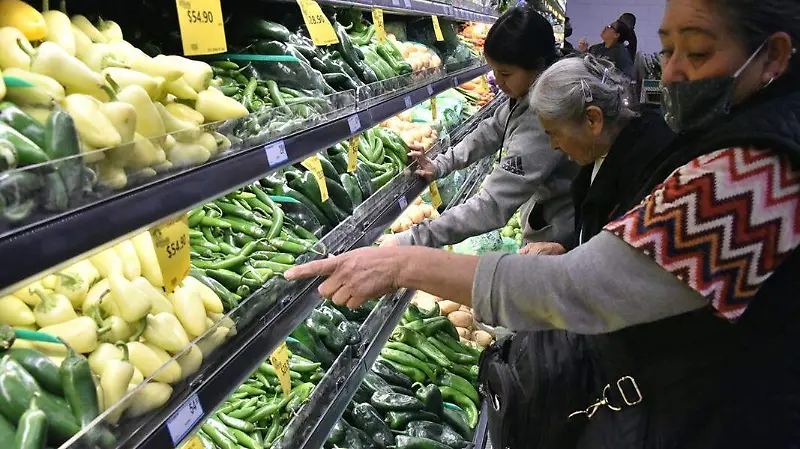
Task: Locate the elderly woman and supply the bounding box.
[519,54,675,256]
[288,0,800,446]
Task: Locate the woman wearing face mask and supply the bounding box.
[287,0,800,446]
[380,6,578,252]
[519,54,676,256]
[578,20,636,79]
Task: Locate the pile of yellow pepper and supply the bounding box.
[0,0,250,190]
[0,230,236,423]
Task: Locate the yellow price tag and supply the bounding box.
[431,97,437,121]
[348,136,359,173]
[269,342,292,398]
[372,9,386,43]
[302,155,329,202]
[429,182,442,208]
[431,16,444,42]
[296,0,339,46]
[150,215,190,294]
[174,0,227,56]
[180,435,204,449]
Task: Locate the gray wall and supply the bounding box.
[566,0,665,55]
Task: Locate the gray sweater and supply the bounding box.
[396,92,578,248]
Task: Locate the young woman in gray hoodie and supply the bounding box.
[380,6,578,250]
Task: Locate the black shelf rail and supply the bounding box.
[0,64,490,295]
[269,0,498,23]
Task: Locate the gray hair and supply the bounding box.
[530,54,638,126]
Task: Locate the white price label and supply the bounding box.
[404,95,412,109]
[264,140,288,167]
[398,196,408,209]
[167,393,204,446]
[347,114,362,133]
[403,0,411,7]
[427,84,434,96]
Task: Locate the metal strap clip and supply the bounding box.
[568,375,643,420]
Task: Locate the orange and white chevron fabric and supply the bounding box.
[605,147,800,321]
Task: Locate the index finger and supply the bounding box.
[284,257,338,280]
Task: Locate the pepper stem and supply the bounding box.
[59,0,66,14]
[102,76,120,100]
[17,39,35,59]
[115,342,130,361]
[42,0,49,11]
[130,317,147,342]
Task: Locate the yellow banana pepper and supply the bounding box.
[168,286,207,338]
[213,131,232,152]
[63,94,122,149]
[95,17,123,43]
[131,231,164,287]
[164,77,197,101]
[126,382,172,418]
[32,42,110,101]
[80,43,128,72]
[142,312,190,353]
[167,142,211,168]
[14,281,47,306]
[126,133,161,170]
[88,342,122,375]
[40,274,57,289]
[176,344,203,381]
[97,160,127,190]
[130,367,144,385]
[155,102,201,142]
[0,0,46,41]
[103,67,165,100]
[101,344,134,424]
[0,27,35,70]
[70,14,106,43]
[100,100,137,168]
[0,295,35,326]
[3,68,65,105]
[130,341,182,384]
[117,85,165,140]
[107,272,152,322]
[131,277,174,315]
[98,315,134,343]
[182,276,223,314]
[33,288,77,327]
[42,10,75,56]
[196,326,229,359]
[114,240,142,280]
[39,316,99,353]
[90,246,124,278]
[195,132,220,155]
[110,41,183,82]
[165,102,204,126]
[72,24,92,60]
[54,259,99,307]
[82,278,110,312]
[19,105,51,124]
[195,87,249,122]
[153,55,212,93]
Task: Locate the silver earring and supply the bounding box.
[764,77,775,88]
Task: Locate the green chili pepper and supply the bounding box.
[392,328,451,369]
[15,394,48,449]
[200,216,232,229]
[285,382,314,414]
[201,419,238,449]
[59,348,99,428]
[378,356,426,383]
[227,406,257,420]
[427,337,477,365]
[217,412,255,432]
[246,397,286,423]
[6,348,62,395]
[249,260,293,274]
[439,387,478,428]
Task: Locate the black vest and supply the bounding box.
[569,106,676,249]
[480,85,800,449]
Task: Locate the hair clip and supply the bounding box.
[601,68,609,84]
[580,79,593,103]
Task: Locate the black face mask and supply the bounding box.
[661,42,766,134]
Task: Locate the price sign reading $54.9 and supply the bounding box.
[150,214,191,294]
[174,0,227,56]
[270,342,292,397]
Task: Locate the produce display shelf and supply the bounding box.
[472,401,490,449]
[66,91,498,449]
[0,64,490,296]
[266,0,498,23]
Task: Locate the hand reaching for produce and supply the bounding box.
[408,150,436,181]
[518,242,566,256]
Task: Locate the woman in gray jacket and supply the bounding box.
[381,6,578,250]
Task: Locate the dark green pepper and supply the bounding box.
[60,348,100,428]
[340,173,363,208]
[15,394,48,449]
[415,384,444,417]
[441,404,473,439]
[406,421,470,449]
[351,403,395,448]
[326,419,348,446]
[0,122,48,166]
[0,103,45,149]
[440,387,479,428]
[385,410,440,430]
[44,109,84,201]
[370,390,424,412]
[394,435,452,449]
[0,412,14,442]
[6,349,62,395]
[372,359,414,388]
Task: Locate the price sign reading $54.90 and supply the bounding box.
[150,215,191,293]
[296,0,339,46]
[270,342,292,397]
[174,0,227,56]
[302,155,329,202]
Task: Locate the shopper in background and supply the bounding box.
[578,20,636,79]
[287,0,800,446]
[518,54,675,256]
[380,6,578,252]
[561,17,576,55]
[618,12,637,58]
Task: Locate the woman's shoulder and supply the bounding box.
[604,146,800,320]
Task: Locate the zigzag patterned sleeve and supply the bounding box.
[604,147,800,321]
